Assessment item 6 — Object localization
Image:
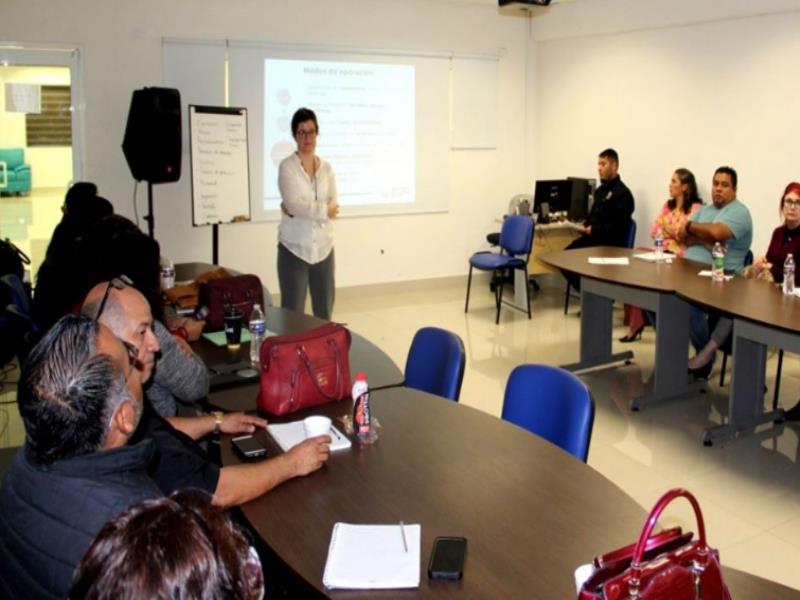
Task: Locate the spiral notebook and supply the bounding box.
[266,421,352,452]
[322,522,421,590]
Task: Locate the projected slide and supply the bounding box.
[263,58,415,210]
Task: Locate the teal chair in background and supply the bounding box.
[0,148,32,195]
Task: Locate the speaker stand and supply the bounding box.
[144,180,155,238]
[212,224,219,266]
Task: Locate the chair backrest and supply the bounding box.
[499,215,534,257]
[0,274,37,367]
[625,219,637,249]
[0,148,24,168]
[501,364,595,462]
[404,327,466,402]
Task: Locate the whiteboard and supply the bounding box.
[189,105,251,226]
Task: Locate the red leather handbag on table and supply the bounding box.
[257,323,352,416]
[578,488,730,600]
[198,274,264,331]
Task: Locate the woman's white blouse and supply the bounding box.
[277,153,337,264]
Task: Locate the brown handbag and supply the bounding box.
[257,323,352,416]
[199,274,264,331]
[579,488,730,600]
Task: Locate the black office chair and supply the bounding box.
[564,218,636,314]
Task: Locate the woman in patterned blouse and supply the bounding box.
[619,168,702,342]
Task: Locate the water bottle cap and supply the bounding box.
[355,372,367,381]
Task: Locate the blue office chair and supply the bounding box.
[564,218,637,314]
[404,327,466,402]
[501,364,595,462]
[465,215,534,324]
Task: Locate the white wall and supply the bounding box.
[0,0,530,292]
[531,0,800,253]
[0,67,73,189]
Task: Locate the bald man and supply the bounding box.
[82,281,330,507]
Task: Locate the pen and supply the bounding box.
[400,521,408,553]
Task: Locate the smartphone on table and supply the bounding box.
[428,536,467,580]
[232,435,267,460]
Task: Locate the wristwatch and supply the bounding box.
[211,411,224,434]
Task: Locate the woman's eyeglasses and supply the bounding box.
[94,275,134,321]
[784,199,800,208]
[296,129,317,138]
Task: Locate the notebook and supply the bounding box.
[322,523,421,590]
[267,421,352,452]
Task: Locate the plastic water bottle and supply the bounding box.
[352,372,378,444]
[783,254,796,295]
[160,257,175,290]
[248,303,266,366]
[654,233,664,260]
[711,243,725,282]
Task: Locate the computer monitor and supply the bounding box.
[533,179,572,221]
[566,177,596,222]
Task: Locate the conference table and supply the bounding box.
[216,386,798,598]
[540,246,795,444]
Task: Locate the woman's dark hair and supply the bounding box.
[780,182,800,215]
[70,490,264,600]
[291,107,319,137]
[668,168,703,214]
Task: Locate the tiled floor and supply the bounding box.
[2,272,799,591]
[336,273,800,592]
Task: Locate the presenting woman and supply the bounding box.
[278,107,339,320]
[687,182,800,383]
[619,168,702,342]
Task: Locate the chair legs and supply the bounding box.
[466,265,531,324]
[719,352,729,387]
[464,265,473,313]
[773,349,784,411]
[563,282,571,315]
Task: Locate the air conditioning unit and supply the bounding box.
[499,0,552,6]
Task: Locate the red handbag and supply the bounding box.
[257,323,352,416]
[579,488,730,600]
[199,274,264,331]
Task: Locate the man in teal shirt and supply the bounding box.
[675,166,752,378]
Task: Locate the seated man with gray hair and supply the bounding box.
[0,314,161,600]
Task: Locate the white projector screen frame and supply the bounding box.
[227,43,451,222]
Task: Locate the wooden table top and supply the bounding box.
[220,386,797,598]
[542,247,800,334]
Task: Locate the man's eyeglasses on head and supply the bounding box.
[94,275,134,322]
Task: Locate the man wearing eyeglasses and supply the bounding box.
[83,281,331,507]
[0,314,162,600]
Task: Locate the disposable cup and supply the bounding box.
[303,415,332,439]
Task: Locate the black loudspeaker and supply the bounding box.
[122,87,181,183]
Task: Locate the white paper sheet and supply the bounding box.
[323,523,421,589]
[267,421,352,452]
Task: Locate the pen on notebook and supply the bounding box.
[400,521,408,553]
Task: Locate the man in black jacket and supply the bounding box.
[0,315,161,600]
[563,148,636,291]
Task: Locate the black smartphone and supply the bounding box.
[428,536,467,580]
[232,435,267,460]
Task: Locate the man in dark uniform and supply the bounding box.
[563,148,635,291]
